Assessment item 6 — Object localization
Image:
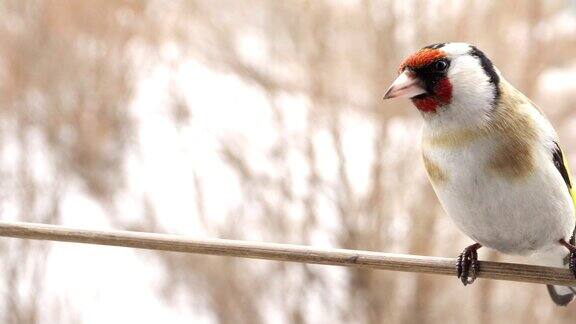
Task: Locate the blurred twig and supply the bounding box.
[0,221,574,286]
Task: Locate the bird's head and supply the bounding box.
[384,43,501,124]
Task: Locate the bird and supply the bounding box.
[383,42,576,306]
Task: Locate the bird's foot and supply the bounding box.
[456,243,482,286]
[570,254,576,279]
[560,239,576,278]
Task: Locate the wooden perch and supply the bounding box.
[0,221,574,286]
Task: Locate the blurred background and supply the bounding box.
[1,0,576,323]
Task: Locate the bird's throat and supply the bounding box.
[412,96,440,112]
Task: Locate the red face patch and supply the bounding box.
[399,48,446,72]
[399,48,452,112]
[411,77,452,112]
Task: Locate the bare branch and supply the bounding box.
[0,221,574,287]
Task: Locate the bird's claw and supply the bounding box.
[569,252,576,278]
[560,239,576,278]
[456,243,482,286]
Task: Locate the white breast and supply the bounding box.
[422,132,575,256]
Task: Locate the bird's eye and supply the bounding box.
[433,60,449,72]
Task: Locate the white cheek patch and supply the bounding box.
[433,55,496,127]
[448,55,494,106]
[442,43,495,104]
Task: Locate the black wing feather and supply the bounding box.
[552,141,575,245]
[552,141,572,189]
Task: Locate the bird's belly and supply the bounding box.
[425,146,575,255]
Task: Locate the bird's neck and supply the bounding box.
[421,80,536,146]
[421,79,515,135]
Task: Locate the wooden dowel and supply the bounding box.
[0,221,574,286]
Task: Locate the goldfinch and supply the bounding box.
[383,42,576,306]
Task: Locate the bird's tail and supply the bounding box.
[531,245,575,306]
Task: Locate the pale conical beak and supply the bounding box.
[383,70,427,99]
